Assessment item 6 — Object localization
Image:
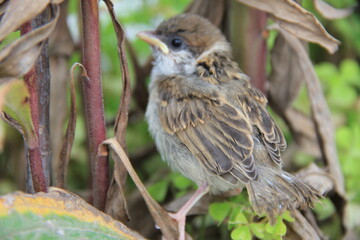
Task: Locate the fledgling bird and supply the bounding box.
[138,14,320,239]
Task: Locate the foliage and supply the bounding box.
[0,188,143,240]
[209,192,295,240]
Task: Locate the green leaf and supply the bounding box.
[228,205,242,225]
[276,220,287,236]
[231,225,252,240]
[249,223,265,238]
[0,80,37,148]
[336,126,352,151]
[340,59,360,87]
[265,221,276,234]
[314,198,335,220]
[229,211,248,224]
[282,211,295,222]
[328,84,357,109]
[171,173,193,190]
[273,235,283,240]
[147,180,169,202]
[209,202,232,223]
[265,218,287,236]
[0,188,143,240]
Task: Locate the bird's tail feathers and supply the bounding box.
[246,167,321,223]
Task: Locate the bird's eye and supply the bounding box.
[171,38,182,48]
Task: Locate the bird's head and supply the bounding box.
[137,14,230,77]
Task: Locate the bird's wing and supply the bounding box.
[236,84,287,165]
[157,76,257,184]
[195,51,286,166]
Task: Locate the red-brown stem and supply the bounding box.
[230,3,267,93]
[33,8,52,186]
[20,22,47,193]
[80,0,109,210]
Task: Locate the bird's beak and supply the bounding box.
[137,31,169,55]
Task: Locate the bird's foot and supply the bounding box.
[167,183,209,240]
[169,212,186,240]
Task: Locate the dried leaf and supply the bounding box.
[284,108,321,158]
[55,63,85,188]
[0,187,145,239]
[100,138,180,240]
[0,5,59,81]
[236,0,340,53]
[103,0,131,222]
[0,80,37,148]
[295,163,334,195]
[0,0,8,17]
[313,0,355,20]
[0,0,49,41]
[269,34,305,111]
[287,210,321,240]
[186,0,227,27]
[271,25,345,197]
[103,0,130,148]
[49,0,75,188]
[105,173,130,222]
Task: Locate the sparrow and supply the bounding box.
[137,14,320,239]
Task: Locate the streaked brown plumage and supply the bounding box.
[138,13,320,239]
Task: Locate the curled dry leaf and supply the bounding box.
[0,0,49,41]
[270,24,345,196]
[0,187,145,240]
[49,0,75,189]
[0,1,8,17]
[0,80,37,148]
[55,63,87,188]
[100,138,181,240]
[186,0,227,27]
[313,0,355,20]
[102,0,131,222]
[0,5,59,81]
[103,0,131,149]
[284,108,321,158]
[106,172,130,222]
[269,34,305,112]
[236,0,340,53]
[287,210,321,240]
[296,163,334,195]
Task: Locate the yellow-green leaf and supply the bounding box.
[265,218,287,236]
[229,211,248,224]
[0,187,145,240]
[231,225,251,240]
[282,211,295,222]
[0,80,37,148]
[250,223,265,238]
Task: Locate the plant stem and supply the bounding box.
[20,22,47,193]
[80,0,109,210]
[33,8,52,186]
